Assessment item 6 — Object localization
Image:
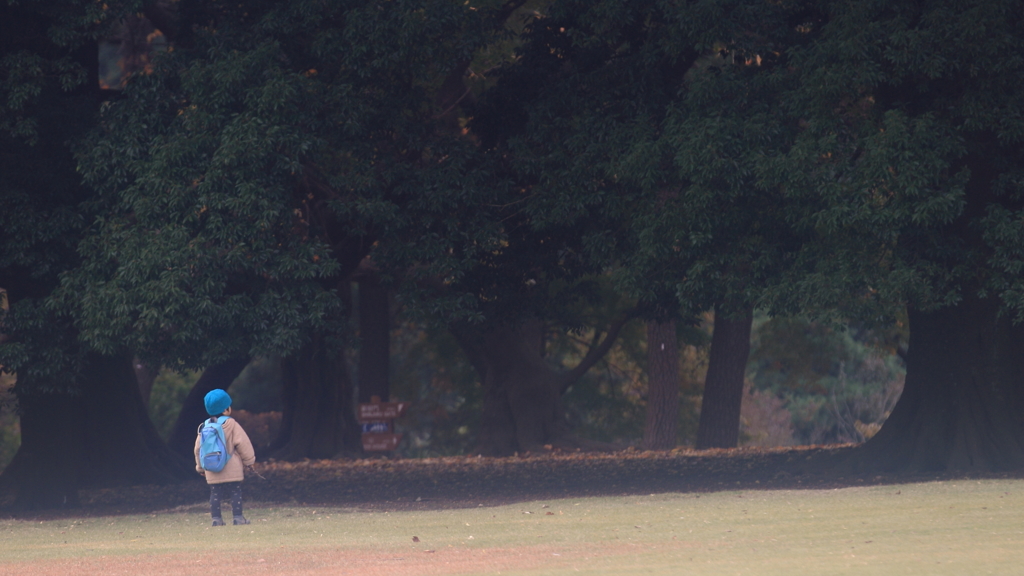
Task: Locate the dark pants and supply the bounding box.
[209,482,243,519]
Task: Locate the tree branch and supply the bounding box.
[558,313,632,394]
[435,0,529,123]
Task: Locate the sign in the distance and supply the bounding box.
[361,421,390,434]
[358,402,408,422]
[362,433,402,451]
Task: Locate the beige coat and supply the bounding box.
[194,416,256,484]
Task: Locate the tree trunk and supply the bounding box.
[643,320,679,450]
[166,357,250,461]
[454,320,565,455]
[453,316,628,456]
[841,295,1024,473]
[696,307,754,449]
[2,391,83,508]
[269,334,359,460]
[357,276,391,403]
[2,353,192,510]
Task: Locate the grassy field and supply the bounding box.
[2,478,1023,575]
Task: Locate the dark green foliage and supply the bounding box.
[476,0,1024,464]
[146,368,199,440]
[229,357,284,414]
[763,0,1024,319]
[0,0,116,142]
[748,315,906,445]
[0,0,132,387]
[3,0,1023,467]
[474,0,818,321]
[490,0,1024,325]
[390,322,482,457]
[64,0,571,370]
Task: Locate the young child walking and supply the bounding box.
[195,389,257,526]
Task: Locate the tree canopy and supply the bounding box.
[3,0,1024,508]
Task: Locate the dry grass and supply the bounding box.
[2,478,1023,575]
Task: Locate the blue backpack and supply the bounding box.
[198,416,232,472]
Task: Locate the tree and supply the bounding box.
[11,0,1019,480]
[481,0,1024,472]
[643,319,678,450]
[768,0,1024,471]
[450,311,629,454]
[355,269,392,404]
[69,0,546,460]
[695,308,755,448]
[271,333,359,460]
[593,0,1024,469]
[0,0,197,508]
[476,0,810,449]
[7,353,189,507]
[44,0,644,461]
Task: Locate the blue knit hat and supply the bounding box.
[204,389,232,416]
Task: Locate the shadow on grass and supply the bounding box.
[3,444,1022,519]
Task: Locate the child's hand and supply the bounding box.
[245,465,267,480]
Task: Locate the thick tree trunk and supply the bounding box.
[2,353,192,509]
[453,316,628,456]
[455,320,565,455]
[3,391,83,508]
[643,320,679,450]
[696,307,754,449]
[166,357,249,461]
[269,334,359,460]
[357,277,391,403]
[841,295,1024,472]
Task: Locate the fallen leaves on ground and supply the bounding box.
[4,444,1014,519]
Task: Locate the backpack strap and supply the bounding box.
[217,416,232,453]
[197,415,231,433]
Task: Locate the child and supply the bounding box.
[194,389,257,526]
